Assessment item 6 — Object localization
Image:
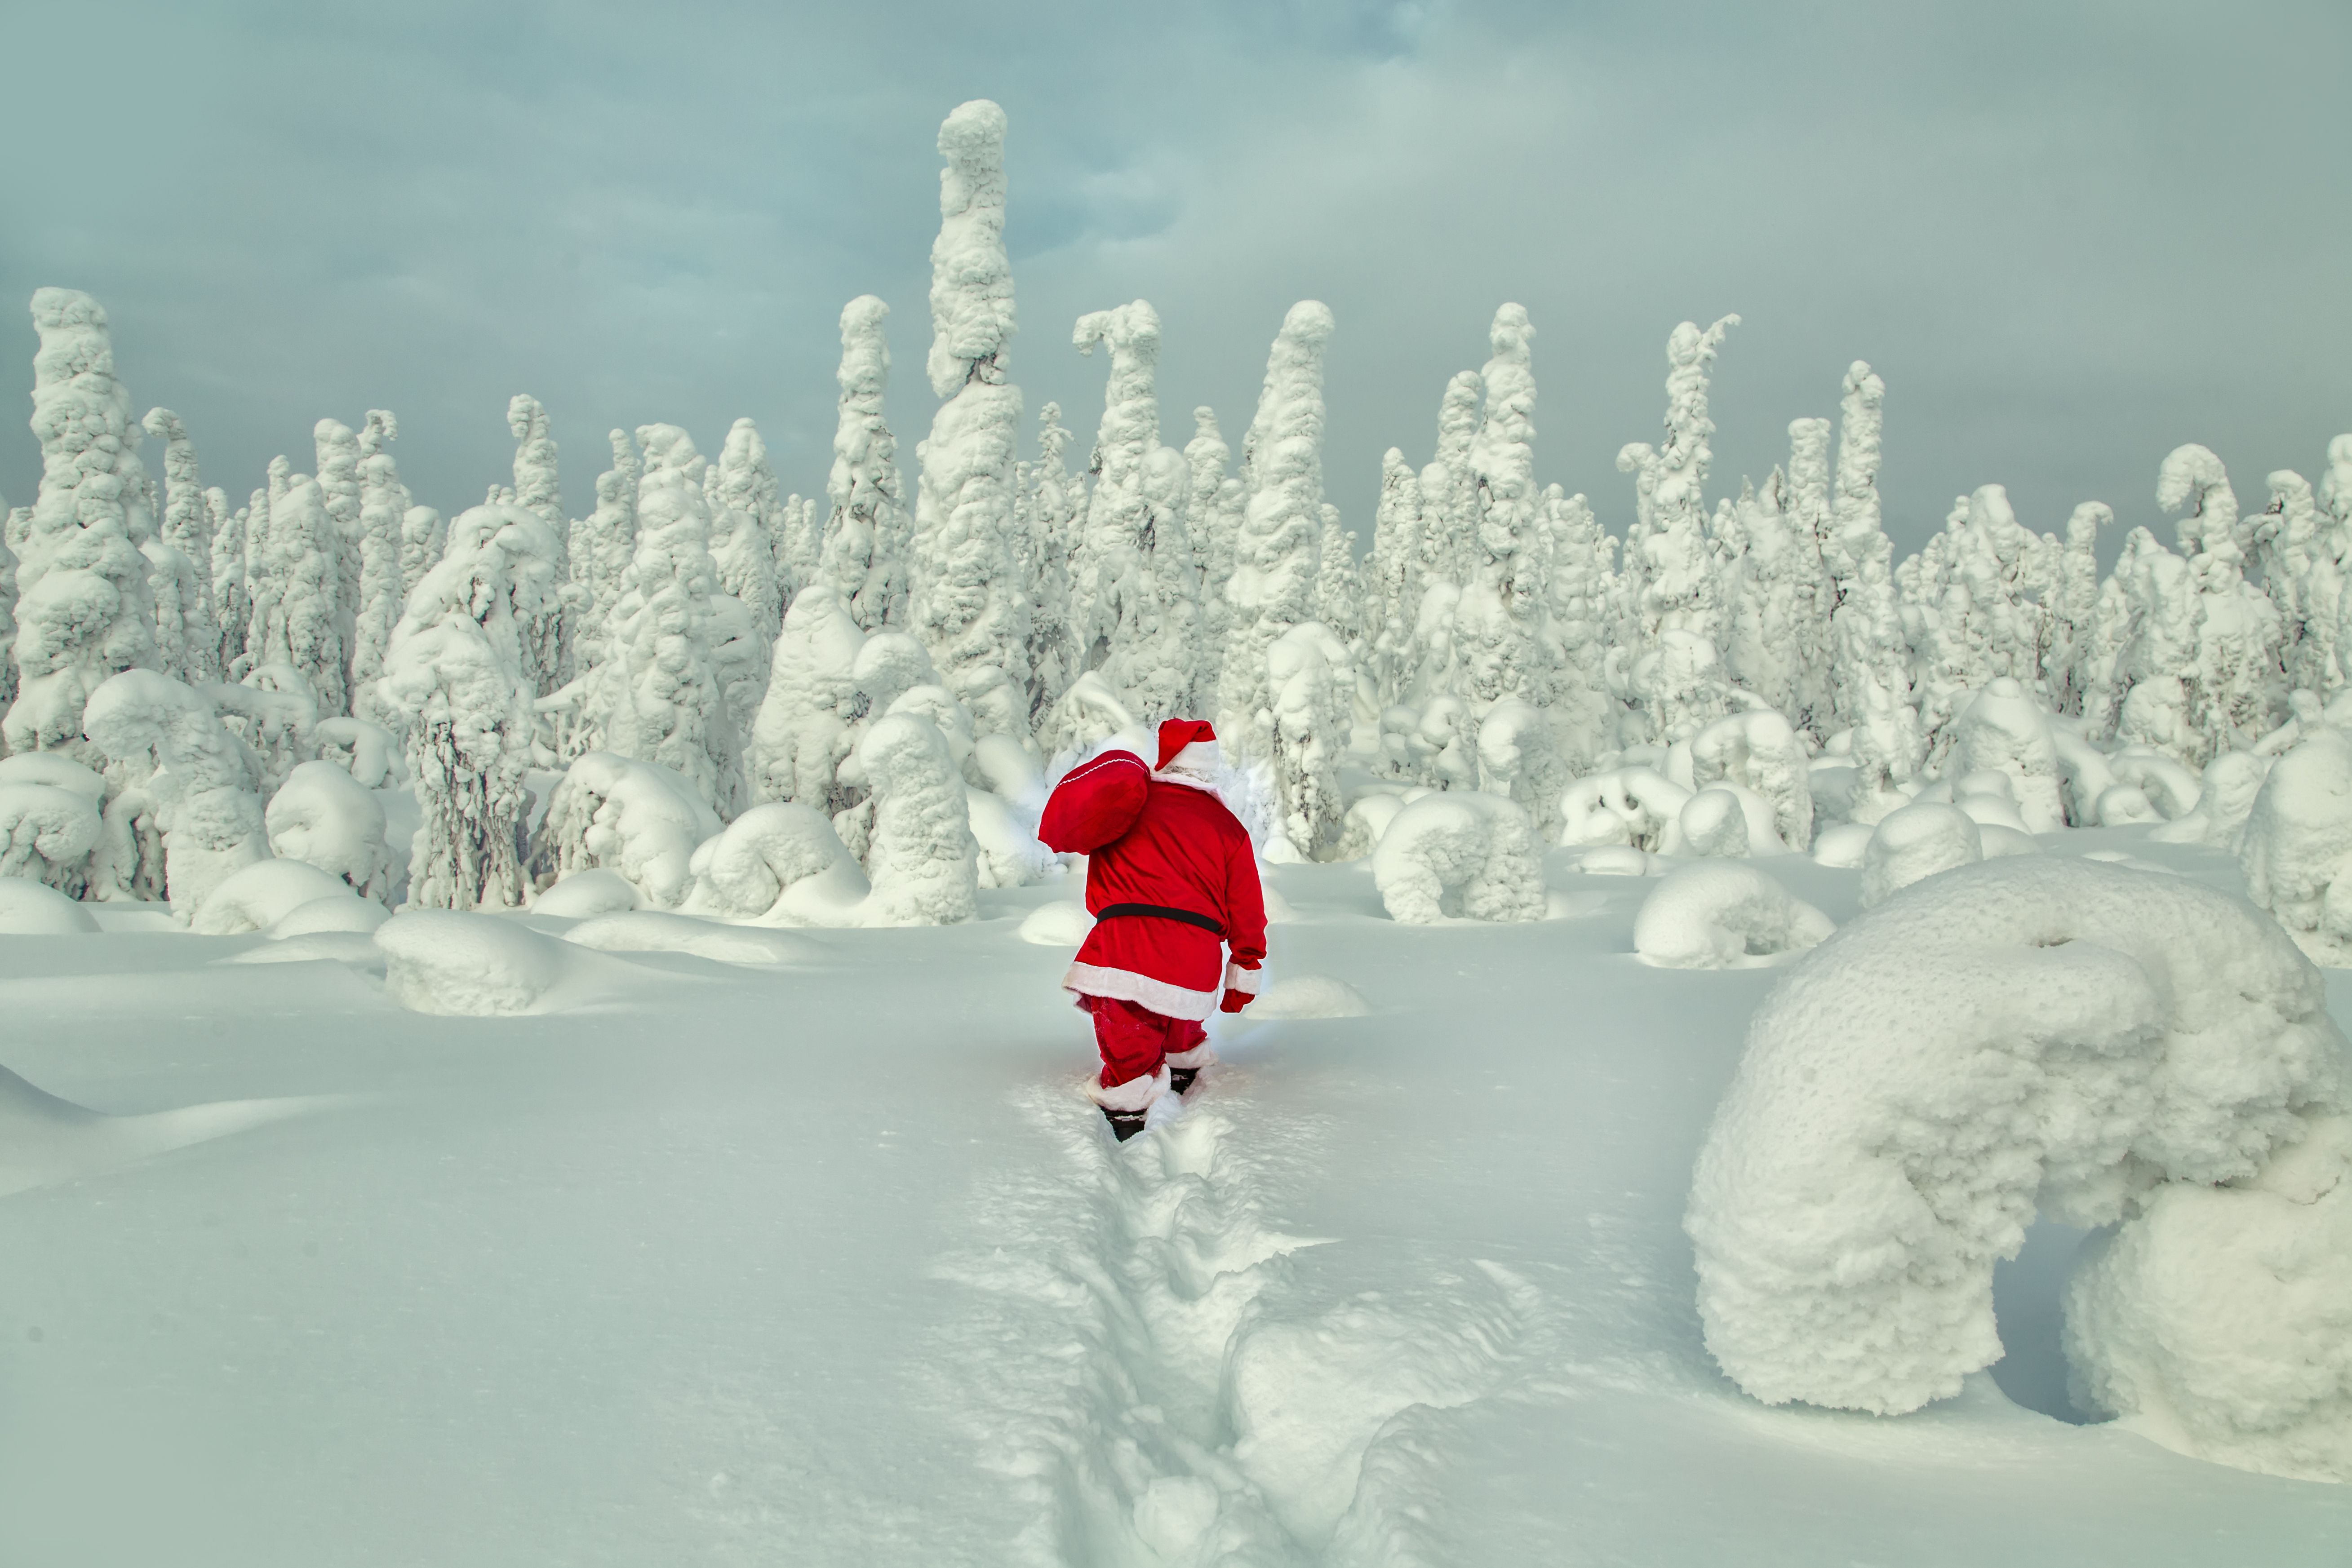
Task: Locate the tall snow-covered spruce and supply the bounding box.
[10,288,159,756]
[817,295,909,633]
[1220,300,1345,859]
[910,99,1031,749]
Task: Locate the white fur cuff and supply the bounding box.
[1223,962,1261,995]
[1165,1043,1218,1071]
[1089,1065,1170,1112]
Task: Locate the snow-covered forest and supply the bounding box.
[7,95,2352,1565]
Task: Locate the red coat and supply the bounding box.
[1038,749,1266,1020]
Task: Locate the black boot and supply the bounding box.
[1102,1105,1148,1142]
[1169,1066,1199,1096]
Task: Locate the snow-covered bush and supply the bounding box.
[0,781,101,894]
[845,713,978,926]
[1810,820,1874,869]
[82,668,269,912]
[188,857,356,935]
[532,869,640,918]
[1561,767,1690,853]
[1689,708,1813,851]
[2238,728,2352,963]
[2064,1114,2352,1483]
[749,585,867,812]
[1858,801,1982,907]
[532,751,724,911]
[1677,784,1785,858]
[210,675,315,794]
[1949,678,2065,832]
[376,908,599,1015]
[1632,862,1832,969]
[1686,855,2342,1415]
[312,715,404,789]
[1370,791,1545,923]
[1264,620,1352,859]
[681,802,870,926]
[0,877,99,933]
[265,759,393,904]
[2149,749,2268,848]
[1475,697,1569,843]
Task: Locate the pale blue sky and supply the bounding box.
[2,0,2345,556]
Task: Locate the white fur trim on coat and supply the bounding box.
[1223,961,1261,995]
[1089,1065,1171,1112]
[1164,1042,1217,1071]
[1064,962,1220,1021]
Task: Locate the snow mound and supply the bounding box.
[1686,856,2342,1417]
[2065,1114,2352,1484]
[681,802,870,926]
[2080,849,2176,876]
[1859,801,1982,907]
[1561,767,1689,853]
[190,859,359,935]
[2150,750,2269,847]
[1633,863,1833,970]
[1677,784,1785,858]
[0,877,101,933]
[0,753,104,802]
[2238,729,2352,964]
[562,912,822,966]
[0,1062,318,1197]
[375,910,604,1015]
[1567,845,1663,877]
[1810,821,1874,869]
[535,753,725,911]
[532,868,641,918]
[1371,793,1545,924]
[1247,974,1371,1020]
[1017,900,1094,946]
[265,760,394,904]
[267,894,390,937]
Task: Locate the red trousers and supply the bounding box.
[1081,995,1207,1090]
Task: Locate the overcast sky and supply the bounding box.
[3,0,2346,561]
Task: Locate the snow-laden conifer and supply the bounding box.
[818,296,909,633]
[378,506,545,909]
[248,469,346,716]
[399,505,445,599]
[2156,443,2284,761]
[1019,402,1080,726]
[571,429,638,642]
[590,424,744,815]
[911,100,1031,746]
[1454,304,1554,708]
[208,485,247,679]
[1057,299,1202,745]
[9,289,161,755]
[1420,370,1483,592]
[1620,316,1737,658]
[1183,408,1243,685]
[1542,486,1617,767]
[506,394,562,533]
[1222,301,1345,855]
[2049,501,2108,714]
[315,417,364,686]
[140,408,219,685]
[1370,448,1422,706]
[349,411,410,714]
[708,417,784,648]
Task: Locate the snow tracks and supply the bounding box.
[931,1079,1555,1565]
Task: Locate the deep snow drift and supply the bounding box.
[1,828,2348,1567]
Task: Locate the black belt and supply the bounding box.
[1094,903,1225,937]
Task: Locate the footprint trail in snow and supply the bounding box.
[930,1072,1559,1566]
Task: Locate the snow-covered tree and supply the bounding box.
[248,468,346,716]
[2049,501,2108,714]
[208,485,247,680]
[1542,486,1617,767]
[139,408,220,685]
[1056,299,1203,746]
[1314,504,1366,656]
[748,585,867,812]
[1221,300,1344,855]
[1019,401,1080,727]
[1420,370,1483,594]
[1369,447,1422,706]
[910,99,1031,746]
[314,417,364,691]
[817,296,909,633]
[506,394,562,534]
[378,506,544,909]
[570,428,638,642]
[81,668,267,913]
[589,424,744,815]
[708,416,784,647]
[349,411,410,715]
[1620,315,1737,656]
[1454,303,1554,709]
[9,289,160,756]
[1184,407,1244,688]
[2156,443,2283,762]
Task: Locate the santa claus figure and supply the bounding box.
[1038,718,1266,1139]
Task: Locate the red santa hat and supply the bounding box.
[1155,718,1219,774]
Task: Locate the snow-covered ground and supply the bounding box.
[4,831,2347,1566]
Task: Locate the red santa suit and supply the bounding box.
[1038,719,1266,1110]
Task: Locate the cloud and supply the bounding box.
[1,0,2346,563]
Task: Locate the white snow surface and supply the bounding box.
[1633,861,1833,969]
[3,835,2350,1564]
